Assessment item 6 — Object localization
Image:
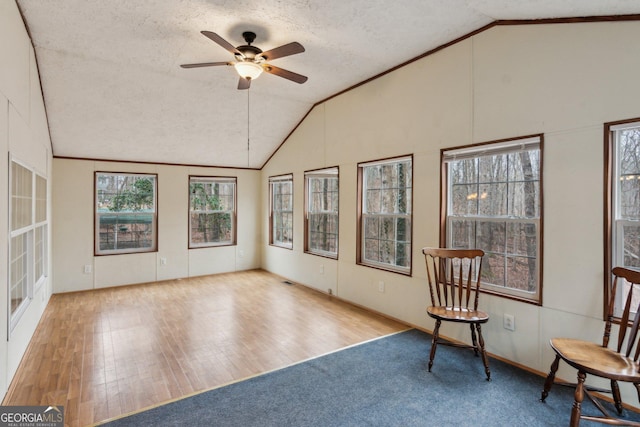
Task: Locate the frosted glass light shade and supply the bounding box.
[234,61,263,80]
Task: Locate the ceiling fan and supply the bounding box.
[181,31,308,90]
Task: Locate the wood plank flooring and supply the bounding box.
[2,270,408,426]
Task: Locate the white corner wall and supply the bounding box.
[1,0,54,402]
[52,159,261,293]
[261,20,640,404]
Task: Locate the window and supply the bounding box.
[270,174,293,249]
[305,167,339,258]
[9,159,48,332]
[357,156,412,274]
[442,135,542,303]
[95,172,157,255]
[606,120,640,318]
[189,176,236,248]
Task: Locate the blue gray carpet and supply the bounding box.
[100,329,640,426]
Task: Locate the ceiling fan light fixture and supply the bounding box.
[234,61,263,80]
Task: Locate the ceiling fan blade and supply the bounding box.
[201,31,244,58]
[263,64,308,84]
[180,62,231,69]
[259,42,305,61]
[238,77,251,90]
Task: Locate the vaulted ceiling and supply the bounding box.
[16,1,640,169]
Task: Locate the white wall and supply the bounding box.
[52,159,261,292]
[0,0,54,402]
[261,21,640,404]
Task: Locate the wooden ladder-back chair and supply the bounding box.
[422,247,490,381]
[540,267,640,426]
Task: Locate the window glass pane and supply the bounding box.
[509,181,540,218]
[450,219,475,249]
[623,224,640,268]
[35,225,46,281]
[479,154,508,183]
[478,183,507,216]
[364,238,380,262]
[507,222,537,257]
[477,221,505,253]
[365,189,380,213]
[451,158,477,184]
[451,184,478,216]
[507,256,537,293]
[11,162,33,230]
[482,252,506,288]
[10,233,29,315]
[35,175,47,223]
[96,173,157,254]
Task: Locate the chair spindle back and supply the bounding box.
[605,267,640,361]
[422,248,484,310]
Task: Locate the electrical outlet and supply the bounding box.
[83,264,92,274]
[160,257,167,265]
[238,249,244,258]
[378,280,385,293]
[320,265,324,274]
[503,313,515,331]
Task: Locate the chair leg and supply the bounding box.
[470,323,479,356]
[611,380,623,414]
[540,354,561,402]
[428,319,441,373]
[570,371,586,427]
[475,323,491,381]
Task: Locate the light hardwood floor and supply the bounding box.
[2,270,408,426]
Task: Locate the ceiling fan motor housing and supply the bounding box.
[235,31,263,61]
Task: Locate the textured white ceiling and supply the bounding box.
[15,0,640,168]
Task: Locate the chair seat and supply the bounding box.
[427,306,489,323]
[551,338,640,383]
